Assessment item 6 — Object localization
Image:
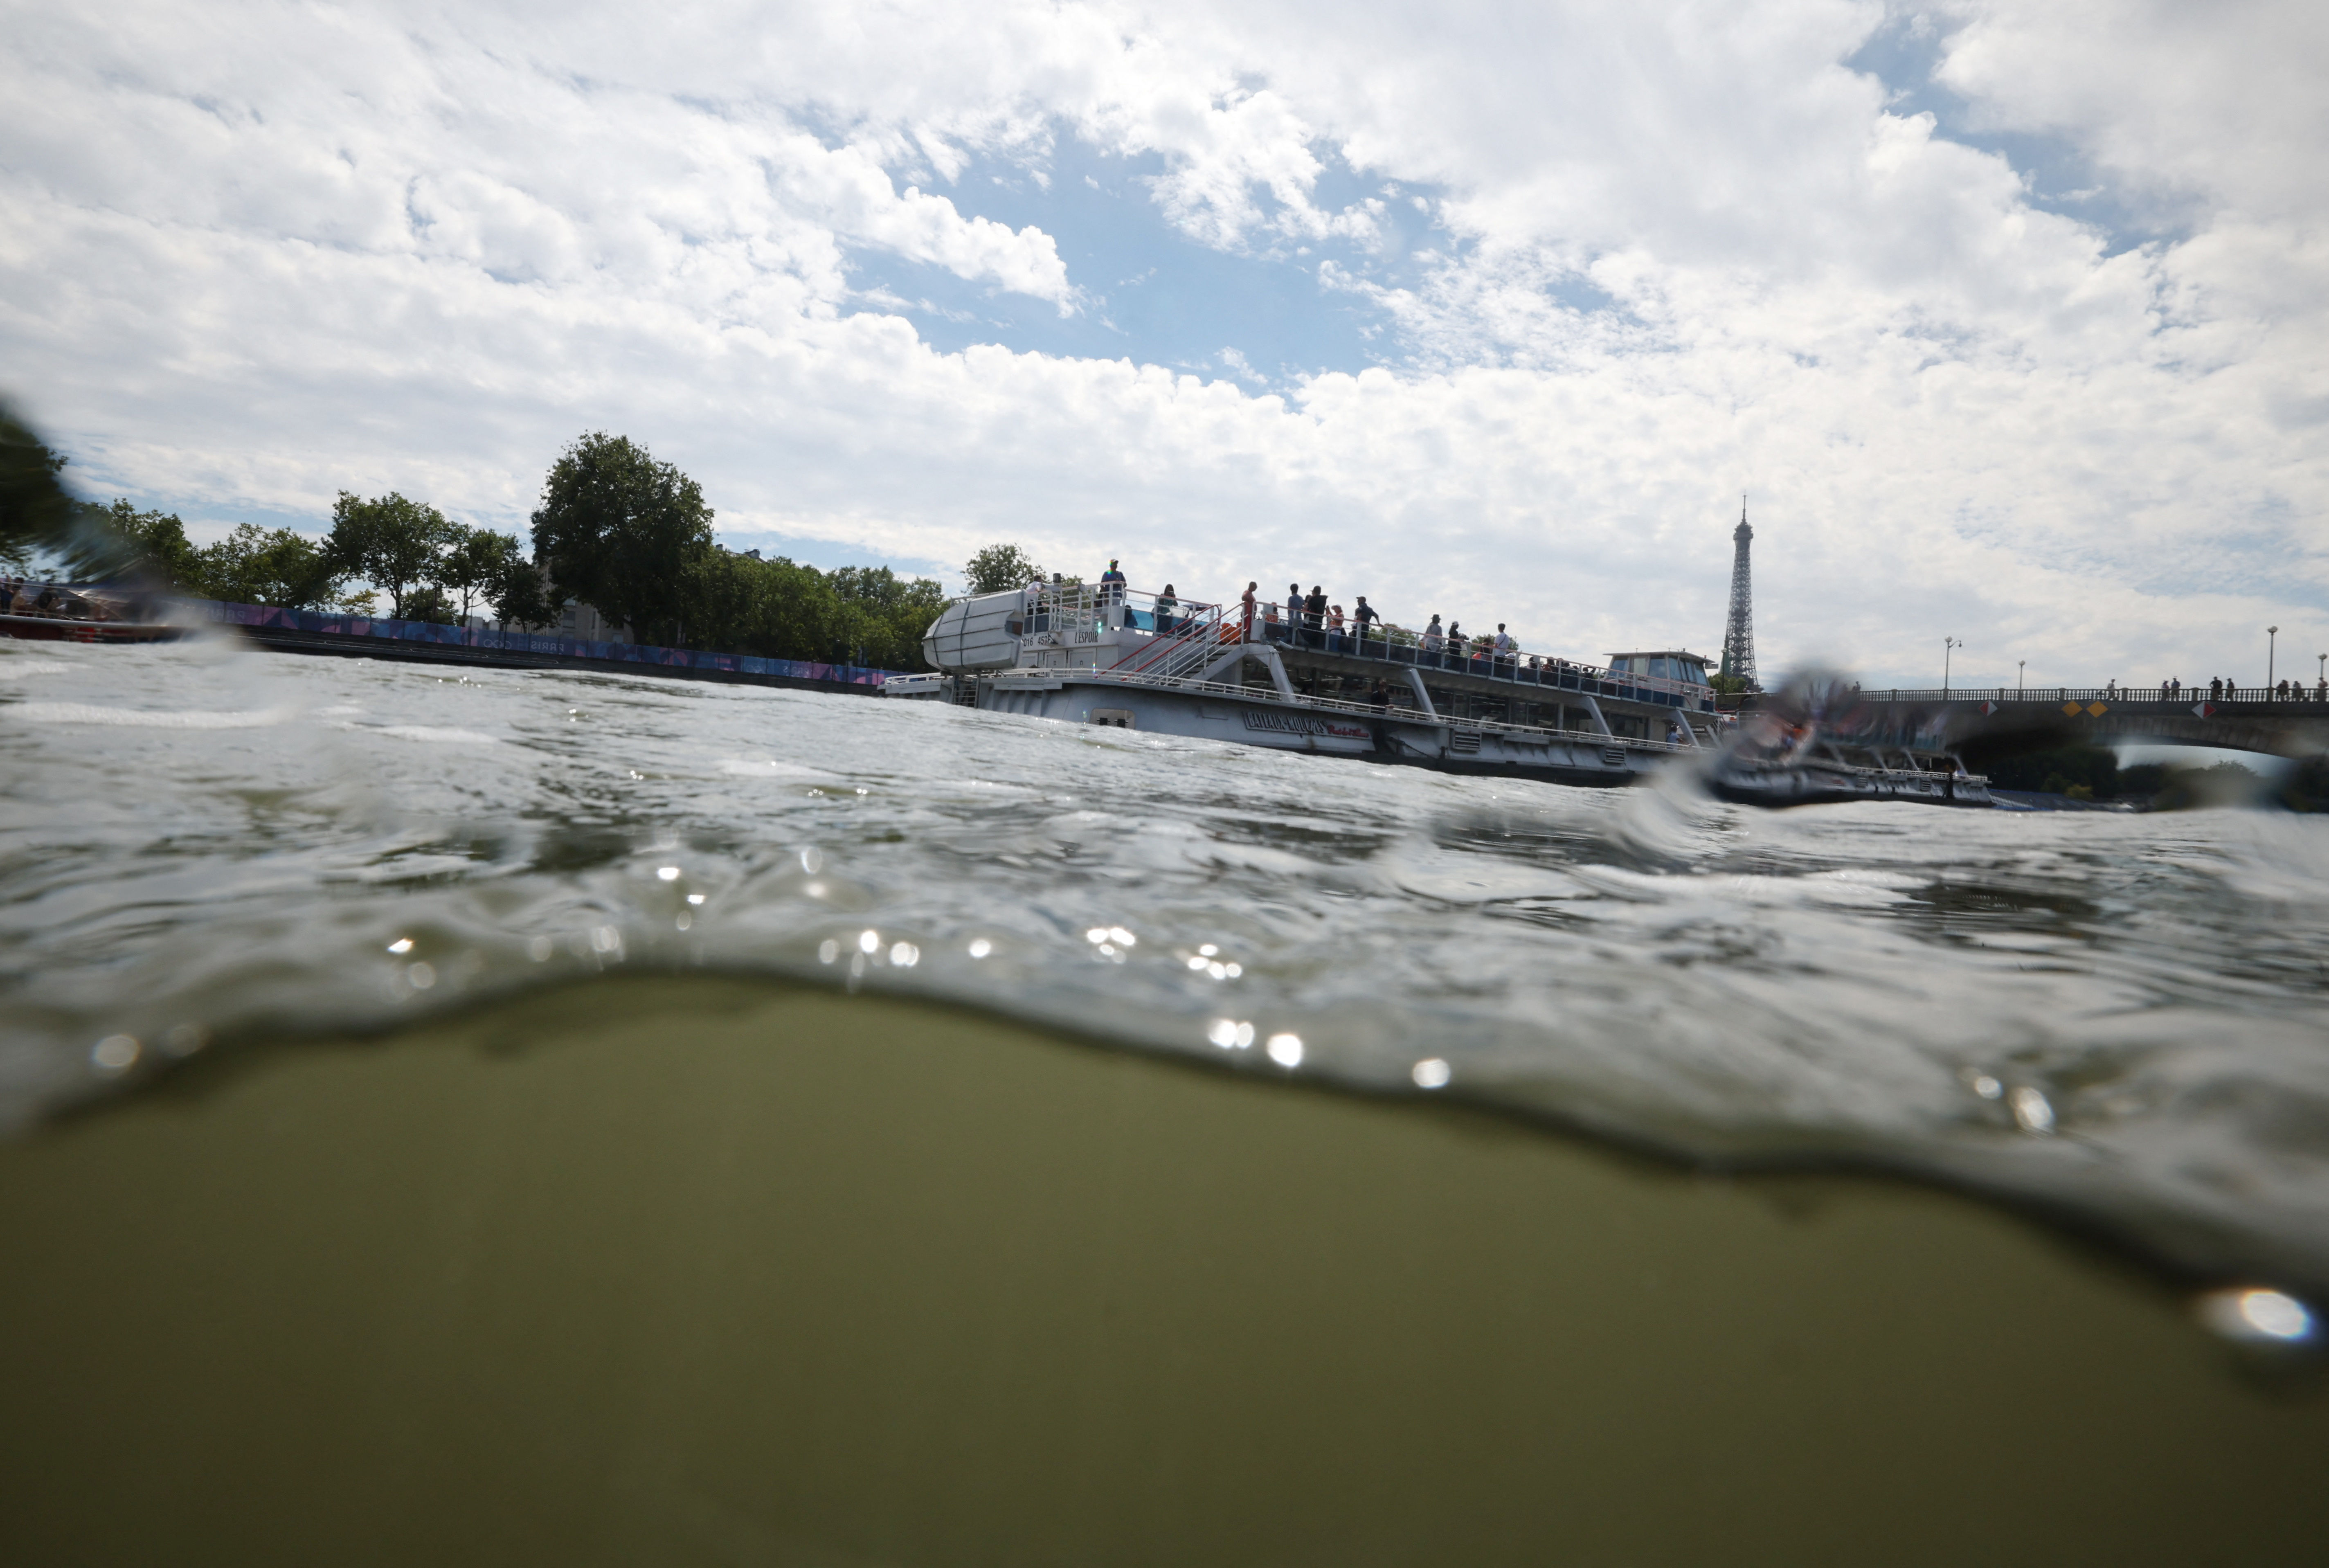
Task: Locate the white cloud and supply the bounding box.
[0,0,2321,685]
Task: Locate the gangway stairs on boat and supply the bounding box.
[1113,596,1231,682]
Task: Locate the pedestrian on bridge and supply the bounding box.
[2210,677,2223,702]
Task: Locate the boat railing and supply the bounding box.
[1011,579,1715,711]
[1232,607,1711,710]
[995,661,1695,754]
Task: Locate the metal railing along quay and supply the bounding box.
[1806,686,2329,707]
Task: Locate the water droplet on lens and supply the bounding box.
[1972,1074,2002,1100]
[526,936,554,962]
[2009,1085,2054,1134]
[387,937,414,954]
[656,866,680,882]
[407,962,437,990]
[1108,927,1134,947]
[163,1023,208,1057]
[686,893,705,905]
[858,929,880,954]
[1086,928,1109,944]
[1198,944,1219,957]
[675,912,692,931]
[1266,1034,1303,1067]
[90,1035,139,1073]
[800,848,824,873]
[1233,1022,1255,1049]
[890,942,919,967]
[968,938,992,959]
[592,926,621,954]
[818,940,839,964]
[1208,1019,1239,1048]
[1412,1057,1452,1089]
[2197,1287,2315,1344]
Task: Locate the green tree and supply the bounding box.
[196,523,350,610]
[488,551,557,630]
[829,565,949,669]
[439,526,526,622]
[530,433,714,647]
[0,408,137,580]
[401,585,457,625]
[327,491,455,618]
[93,500,204,591]
[963,542,1046,595]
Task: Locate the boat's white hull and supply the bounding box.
[976,673,1669,784]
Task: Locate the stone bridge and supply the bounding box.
[1744,684,2329,763]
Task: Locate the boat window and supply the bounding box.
[1648,657,1672,679]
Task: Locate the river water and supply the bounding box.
[5,635,2327,1300]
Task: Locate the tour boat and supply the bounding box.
[889,583,1724,786]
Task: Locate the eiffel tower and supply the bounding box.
[1718,497,1757,689]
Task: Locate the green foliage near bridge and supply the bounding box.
[1985,746,2167,801]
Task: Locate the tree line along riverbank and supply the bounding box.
[4,413,952,672]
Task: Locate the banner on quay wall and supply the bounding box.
[196,600,898,688]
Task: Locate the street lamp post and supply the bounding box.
[2268,625,2278,696]
[1943,637,1962,696]
[2017,659,2025,696]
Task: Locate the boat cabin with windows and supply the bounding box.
[1605,651,1712,688]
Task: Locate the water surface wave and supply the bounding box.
[5,639,2327,1295]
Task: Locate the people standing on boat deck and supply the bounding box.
[1154,584,1178,637]
[1240,582,1257,641]
[1284,584,1303,642]
[1422,614,1443,653]
[1326,604,1345,647]
[1353,596,1380,647]
[1493,624,1514,668]
[1443,620,1463,663]
[1303,586,1327,646]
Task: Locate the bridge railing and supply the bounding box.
[1823,686,2329,707]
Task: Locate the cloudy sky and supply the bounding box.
[4,0,2323,684]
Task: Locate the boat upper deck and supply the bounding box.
[991,583,1718,717]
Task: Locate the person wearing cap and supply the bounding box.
[1099,558,1127,606]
